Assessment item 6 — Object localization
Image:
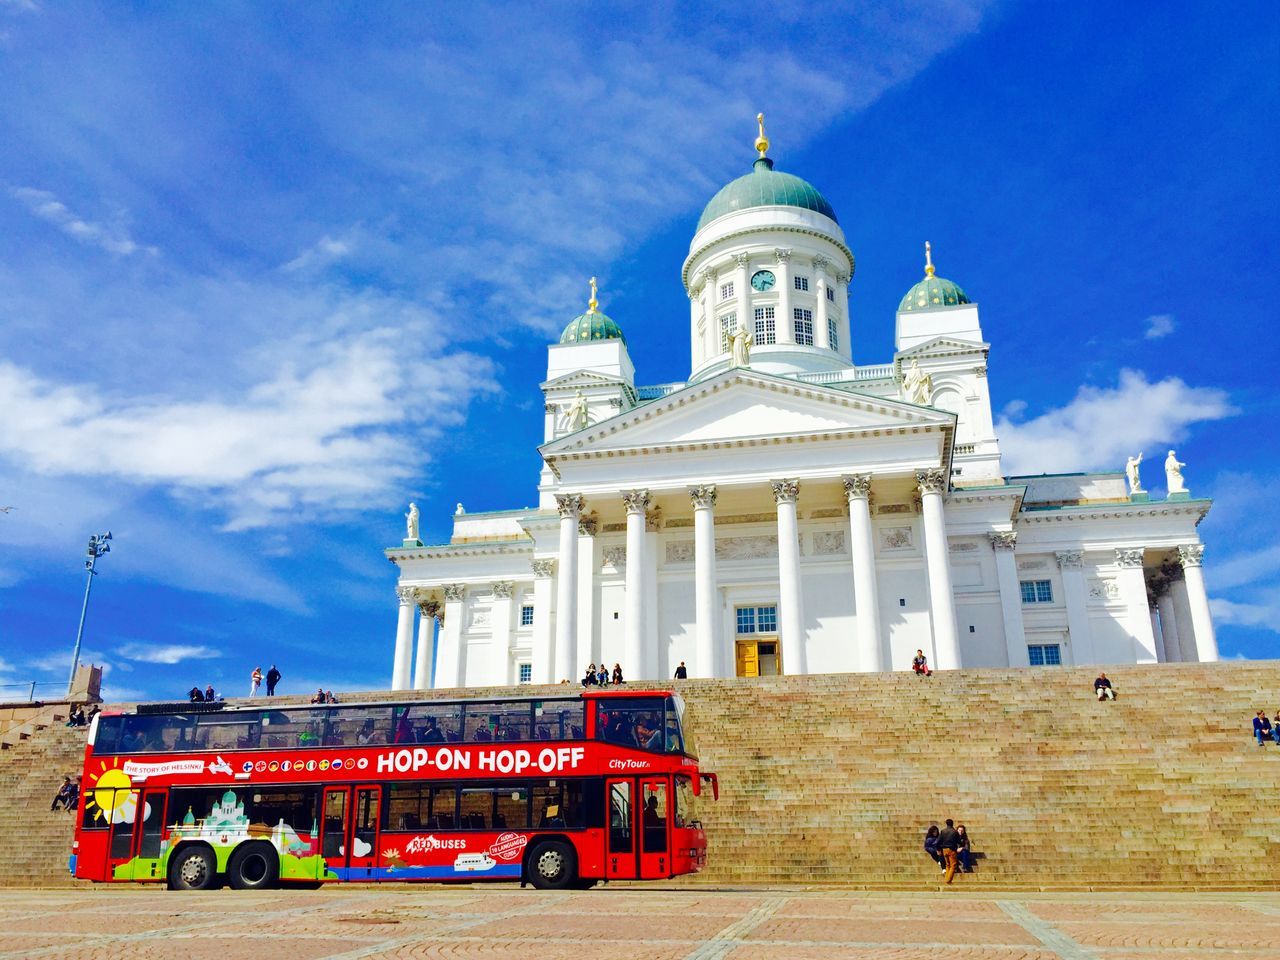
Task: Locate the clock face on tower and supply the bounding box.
[750,270,776,291]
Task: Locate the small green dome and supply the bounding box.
[697,158,838,231]
[559,308,626,345]
[898,243,970,312]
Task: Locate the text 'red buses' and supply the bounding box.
[71,690,718,890]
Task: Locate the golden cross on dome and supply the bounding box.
[755,112,770,158]
[924,241,936,277]
[588,276,599,312]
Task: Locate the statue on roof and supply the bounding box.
[1125,453,1144,494]
[405,502,420,541]
[1165,450,1188,495]
[730,324,753,368]
[902,359,932,405]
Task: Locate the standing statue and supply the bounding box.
[902,359,933,405]
[405,502,420,540]
[455,502,465,515]
[1125,453,1144,494]
[730,324,754,367]
[1165,450,1188,494]
[565,390,589,431]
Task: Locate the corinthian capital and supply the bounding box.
[492,581,514,599]
[621,489,652,515]
[442,583,467,602]
[915,468,947,495]
[733,252,751,268]
[1055,551,1084,569]
[771,478,800,504]
[988,531,1017,551]
[1177,543,1205,568]
[578,513,598,536]
[774,247,792,264]
[841,474,872,501]
[1114,548,1146,568]
[688,484,717,510]
[396,585,417,603]
[812,255,830,274]
[555,493,585,519]
[531,559,556,579]
[420,599,441,618]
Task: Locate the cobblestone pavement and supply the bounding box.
[0,886,1278,959]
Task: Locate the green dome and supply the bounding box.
[559,308,626,345]
[898,273,970,312]
[697,158,838,231]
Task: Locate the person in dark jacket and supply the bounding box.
[1254,711,1273,746]
[956,824,974,873]
[1094,673,1116,701]
[938,818,961,884]
[612,663,624,684]
[923,825,944,871]
[188,686,204,702]
[674,661,688,679]
[265,665,281,696]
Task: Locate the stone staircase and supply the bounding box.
[0,661,1277,889]
[0,721,88,887]
[0,701,70,749]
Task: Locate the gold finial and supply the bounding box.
[588,276,599,313]
[754,112,770,158]
[924,241,935,277]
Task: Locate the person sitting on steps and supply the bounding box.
[923,824,944,872]
[912,650,932,676]
[956,824,975,873]
[1254,710,1273,747]
[1094,672,1117,701]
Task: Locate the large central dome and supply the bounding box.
[697,156,838,231]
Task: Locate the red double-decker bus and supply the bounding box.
[71,689,717,891]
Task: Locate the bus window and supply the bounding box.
[332,706,394,746]
[195,715,260,751]
[93,715,123,754]
[666,695,691,755]
[673,775,697,828]
[538,702,584,740]
[459,787,491,828]
[597,698,665,750]
[322,791,346,859]
[395,703,462,744]
[642,782,667,853]
[494,785,529,829]
[428,786,457,829]
[609,781,631,853]
[486,701,534,742]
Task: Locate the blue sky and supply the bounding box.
[0,1,1275,701]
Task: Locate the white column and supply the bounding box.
[554,494,584,685]
[436,584,466,689]
[1168,574,1199,662]
[622,489,650,680]
[643,511,661,679]
[413,599,438,689]
[989,532,1028,667]
[1056,552,1095,665]
[1115,548,1158,663]
[842,474,882,672]
[835,272,852,361]
[917,469,960,670]
[775,248,794,344]
[1155,583,1182,663]
[576,517,597,673]
[1178,544,1219,662]
[1150,605,1166,662]
[531,560,556,682]
[813,256,831,348]
[690,484,719,678]
[734,252,751,347]
[392,586,416,691]
[772,479,807,675]
[491,582,514,686]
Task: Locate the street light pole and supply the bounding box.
[68,532,111,696]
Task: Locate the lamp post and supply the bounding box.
[68,532,112,695]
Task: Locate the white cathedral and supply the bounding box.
[387,118,1219,690]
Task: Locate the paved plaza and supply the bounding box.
[1,886,1279,959]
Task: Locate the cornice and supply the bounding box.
[385,539,534,563]
[1017,499,1212,526]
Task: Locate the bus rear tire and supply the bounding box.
[527,840,577,890]
[168,845,217,891]
[227,843,279,890]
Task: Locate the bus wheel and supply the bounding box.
[169,846,217,891]
[227,843,279,891]
[527,840,577,890]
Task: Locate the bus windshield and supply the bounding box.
[595,695,689,755]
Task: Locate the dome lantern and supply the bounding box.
[559,276,626,345]
[898,241,970,313]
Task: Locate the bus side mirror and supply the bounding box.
[700,773,719,800]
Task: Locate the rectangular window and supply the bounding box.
[827,317,839,351]
[753,306,776,345]
[736,607,756,635]
[1019,579,1053,604]
[1028,644,1062,666]
[719,313,735,353]
[826,286,835,301]
[794,275,809,291]
[518,663,532,684]
[719,281,734,301]
[757,605,778,633]
[793,308,814,346]
[520,604,534,627]
[736,605,778,634]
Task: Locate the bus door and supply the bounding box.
[639,777,670,879]
[130,790,168,880]
[604,777,637,880]
[320,785,383,880]
[101,785,144,879]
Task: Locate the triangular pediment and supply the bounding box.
[897,336,990,360]
[541,368,954,457]
[541,370,626,391]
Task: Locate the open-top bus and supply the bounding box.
[71,689,717,891]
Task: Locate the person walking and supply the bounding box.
[250,666,262,698]
[938,818,961,884]
[674,661,688,679]
[266,664,281,696]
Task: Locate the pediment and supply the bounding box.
[541,368,954,458]
[541,370,626,391]
[897,336,989,359]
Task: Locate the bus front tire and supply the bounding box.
[169,846,217,891]
[527,840,577,890]
[227,843,279,890]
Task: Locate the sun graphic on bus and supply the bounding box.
[83,759,139,825]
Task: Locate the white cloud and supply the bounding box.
[283,234,354,273]
[997,369,1235,476]
[117,642,217,665]
[8,186,156,257]
[1210,597,1278,629]
[1144,314,1176,339]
